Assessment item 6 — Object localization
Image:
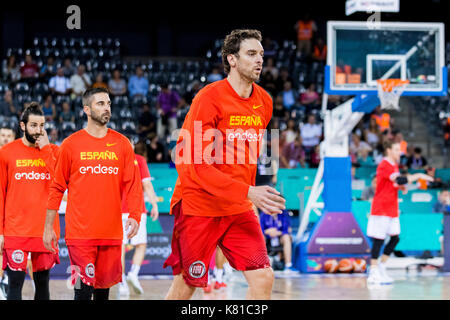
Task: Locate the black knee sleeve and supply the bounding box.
[383,235,400,256]
[74,279,94,300]
[33,270,50,300]
[93,288,110,300]
[6,268,26,300]
[371,238,384,260]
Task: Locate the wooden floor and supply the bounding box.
[17,268,450,300]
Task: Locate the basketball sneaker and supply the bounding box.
[214,281,227,290]
[378,263,394,284]
[283,266,298,275]
[367,266,384,285]
[127,272,144,294]
[117,280,130,298]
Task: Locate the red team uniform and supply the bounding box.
[0,140,60,272]
[47,129,143,288]
[367,158,402,240]
[164,79,273,287]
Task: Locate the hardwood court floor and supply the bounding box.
[17,268,450,300]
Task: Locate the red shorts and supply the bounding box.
[163,201,270,287]
[2,249,59,273]
[67,245,122,289]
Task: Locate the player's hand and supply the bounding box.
[125,218,139,239]
[43,227,57,254]
[36,129,50,149]
[0,235,4,255]
[150,203,159,221]
[247,185,286,215]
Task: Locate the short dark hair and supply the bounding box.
[20,102,44,125]
[383,140,398,155]
[82,87,110,107]
[221,29,262,74]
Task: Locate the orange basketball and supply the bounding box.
[352,259,367,273]
[324,259,339,273]
[338,258,354,273]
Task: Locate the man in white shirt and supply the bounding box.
[301,114,322,156]
[70,65,92,97]
[49,68,71,96]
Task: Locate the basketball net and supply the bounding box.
[376,79,410,111]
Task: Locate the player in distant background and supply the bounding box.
[43,87,144,300]
[118,135,159,298]
[164,29,285,300]
[366,140,434,285]
[0,103,60,300]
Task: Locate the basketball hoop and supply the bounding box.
[376,79,410,111]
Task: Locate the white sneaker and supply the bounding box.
[367,266,384,285]
[127,272,144,295]
[378,263,394,284]
[117,280,130,299]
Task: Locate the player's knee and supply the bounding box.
[257,267,274,289]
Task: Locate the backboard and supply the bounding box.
[325,21,447,96]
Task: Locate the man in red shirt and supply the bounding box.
[164,29,285,300]
[43,87,143,300]
[0,103,60,300]
[366,140,433,285]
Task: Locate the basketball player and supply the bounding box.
[0,103,60,300]
[119,136,159,297]
[0,124,16,299]
[164,29,286,300]
[43,87,144,300]
[366,140,433,285]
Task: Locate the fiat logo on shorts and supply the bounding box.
[12,250,24,264]
[189,261,206,279]
[85,263,95,278]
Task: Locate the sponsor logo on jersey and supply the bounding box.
[80,151,119,161]
[229,115,263,127]
[14,171,51,180]
[188,261,206,279]
[16,158,46,167]
[252,104,263,110]
[79,164,119,175]
[227,130,264,142]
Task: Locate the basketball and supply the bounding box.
[324,259,339,273]
[338,258,354,273]
[352,259,367,273]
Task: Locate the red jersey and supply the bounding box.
[0,139,60,251]
[170,79,273,217]
[370,158,401,218]
[121,153,150,213]
[47,129,143,246]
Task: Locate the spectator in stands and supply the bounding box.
[0,124,16,147]
[137,103,156,138]
[407,146,428,170]
[283,119,299,145]
[62,57,76,78]
[176,97,190,129]
[156,83,180,138]
[49,67,71,96]
[59,101,75,124]
[371,106,392,134]
[183,80,202,105]
[361,175,377,201]
[19,54,39,84]
[2,54,21,84]
[48,127,62,146]
[301,114,322,159]
[262,56,279,79]
[444,116,450,148]
[108,69,127,96]
[281,81,297,111]
[275,67,293,94]
[41,94,57,123]
[350,133,372,161]
[312,37,327,62]
[70,64,92,97]
[364,117,381,148]
[146,132,165,163]
[300,83,320,112]
[309,144,321,168]
[424,166,446,189]
[280,135,306,168]
[294,12,317,58]
[39,56,57,83]
[261,37,278,59]
[433,190,450,213]
[393,130,408,156]
[259,210,295,273]
[92,73,108,89]
[128,66,149,99]
[260,70,277,98]
[207,65,223,83]
[0,90,19,119]
[272,95,288,121]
